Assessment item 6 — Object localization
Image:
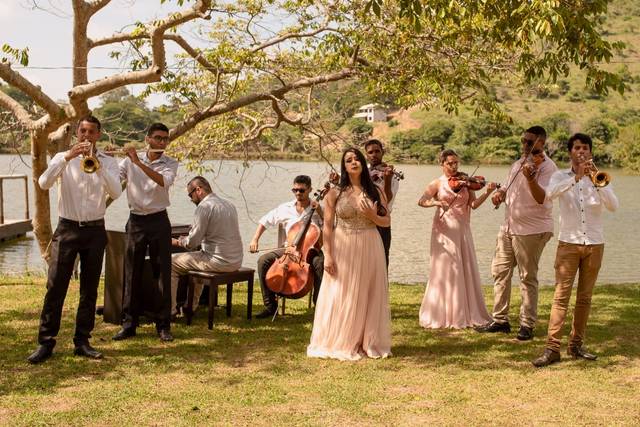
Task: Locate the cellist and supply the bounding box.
[248,175,325,318]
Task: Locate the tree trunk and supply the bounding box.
[30,131,53,260]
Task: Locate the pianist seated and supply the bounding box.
[171,176,244,316]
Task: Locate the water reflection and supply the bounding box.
[0,155,637,284]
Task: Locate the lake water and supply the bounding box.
[0,154,637,285]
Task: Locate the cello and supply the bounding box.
[264,182,330,299]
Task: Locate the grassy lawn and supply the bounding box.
[1,277,639,426]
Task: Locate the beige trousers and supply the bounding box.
[545,242,604,352]
[170,251,240,315]
[491,231,552,328]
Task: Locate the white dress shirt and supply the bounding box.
[546,169,619,245]
[38,150,122,222]
[119,152,178,215]
[179,193,244,268]
[259,199,323,233]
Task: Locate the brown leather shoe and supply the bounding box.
[567,346,597,360]
[532,348,560,367]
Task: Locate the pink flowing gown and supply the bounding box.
[307,195,392,360]
[419,175,491,329]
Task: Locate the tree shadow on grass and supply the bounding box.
[2,283,639,396]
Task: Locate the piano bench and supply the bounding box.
[184,267,255,329]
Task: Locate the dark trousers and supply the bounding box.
[38,218,107,348]
[257,248,324,312]
[122,210,172,331]
[377,226,391,268]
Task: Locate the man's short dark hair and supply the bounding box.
[567,133,593,152]
[439,149,458,164]
[78,115,101,131]
[188,176,212,193]
[525,126,547,140]
[147,122,169,136]
[293,175,312,187]
[364,139,384,151]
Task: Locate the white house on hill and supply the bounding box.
[353,103,387,122]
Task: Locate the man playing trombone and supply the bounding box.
[28,116,122,364]
[533,133,618,367]
[112,123,179,342]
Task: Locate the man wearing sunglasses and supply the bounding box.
[249,175,324,318]
[170,176,243,318]
[113,123,179,342]
[479,126,557,341]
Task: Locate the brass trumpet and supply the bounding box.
[81,144,100,174]
[580,155,611,188]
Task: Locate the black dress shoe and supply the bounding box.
[532,348,561,367]
[158,329,174,342]
[74,344,103,359]
[477,321,511,333]
[568,346,597,360]
[255,309,277,319]
[517,326,534,341]
[27,345,53,364]
[112,327,136,341]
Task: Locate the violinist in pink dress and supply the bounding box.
[417,149,496,329]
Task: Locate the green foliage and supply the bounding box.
[584,116,619,145]
[1,44,29,66]
[387,119,399,128]
[343,117,373,139]
[476,136,520,164]
[611,123,640,173]
[448,115,512,146]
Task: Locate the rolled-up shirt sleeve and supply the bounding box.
[258,207,281,229]
[157,157,178,188]
[38,152,68,190]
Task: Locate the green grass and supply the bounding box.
[1,277,639,426]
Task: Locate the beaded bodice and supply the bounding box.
[335,192,376,230]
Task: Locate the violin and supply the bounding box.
[370,164,404,182]
[448,172,495,193]
[264,182,330,299]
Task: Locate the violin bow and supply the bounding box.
[494,143,534,210]
[439,163,480,220]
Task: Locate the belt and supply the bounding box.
[59,217,105,228]
[130,209,167,219]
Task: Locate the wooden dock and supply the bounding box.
[0,175,33,242]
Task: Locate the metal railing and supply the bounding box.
[0,174,30,224]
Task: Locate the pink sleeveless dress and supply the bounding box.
[307,194,392,360]
[419,175,491,329]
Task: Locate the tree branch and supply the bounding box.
[0,63,63,119]
[0,90,35,129]
[68,0,211,103]
[170,67,355,139]
[249,25,338,53]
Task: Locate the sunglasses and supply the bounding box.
[531,148,543,156]
[291,188,307,193]
[188,187,198,198]
[521,137,536,145]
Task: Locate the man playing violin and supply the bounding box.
[365,139,400,268]
[478,126,558,341]
[533,133,618,367]
[249,175,324,319]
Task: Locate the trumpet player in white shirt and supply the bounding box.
[28,116,122,364]
[533,133,618,367]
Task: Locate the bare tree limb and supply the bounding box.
[68,0,211,103]
[249,25,338,53]
[170,67,355,140]
[0,90,36,129]
[0,64,63,119]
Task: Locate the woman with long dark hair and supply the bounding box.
[307,147,392,360]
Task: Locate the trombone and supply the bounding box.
[80,144,165,174]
